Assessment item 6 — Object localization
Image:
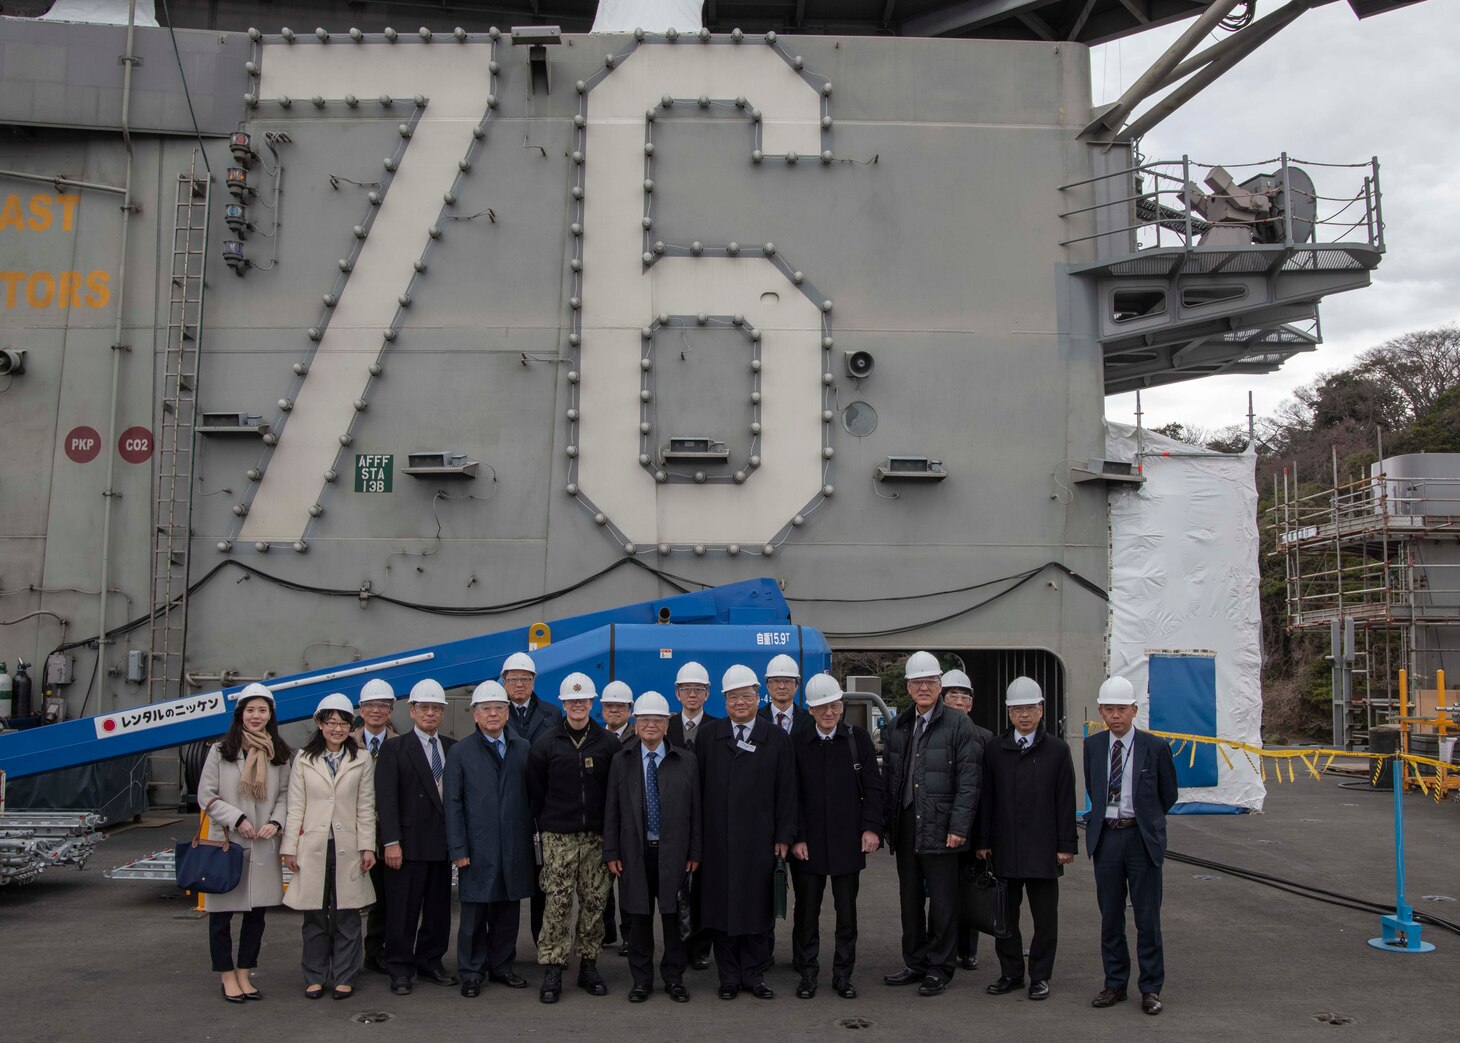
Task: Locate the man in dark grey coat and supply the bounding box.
[789,675,884,1000]
[697,664,798,1000]
[882,652,981,997]
[975,676,1077,1002]
[444,681,536,997]
[604,691,702,1003]
[501,650,561,945]
[941,669,994,971]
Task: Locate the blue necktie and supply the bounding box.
[646,751,661,839]
[429,736,444,783]
[324,753,337,778]
[494,737,505,761]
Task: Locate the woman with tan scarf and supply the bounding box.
[198,682,292,1002]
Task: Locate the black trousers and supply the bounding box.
[686,871,713,964]
[714,931,772,990]
[457,900,521,983]
[209,909,266,972]
[384,858,453,979]
[790,865,860,980]
[603,879,629,946]
[994,877,1060,983]
[627,843,688,989]
[530,884,545,944]
[1094,825,1165,995]
[894,805,960,981]
[364,857,387,962]
[955,852,982,960]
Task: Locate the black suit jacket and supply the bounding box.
[667,711,719,752]
[758,701,815,738]
[376,731,456,861]
[1083,728,1179,865]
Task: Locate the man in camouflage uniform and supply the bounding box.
[526,673,621,1003]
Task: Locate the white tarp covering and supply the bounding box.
[40,0,157,26]
[1106,422,1265,811]
[591,0,702,33]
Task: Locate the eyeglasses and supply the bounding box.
[319,719,351,729]
[908,679,941,690]
[724,692,759,702]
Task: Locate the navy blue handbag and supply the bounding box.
[176,800,245,894]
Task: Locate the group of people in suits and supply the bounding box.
[196,649,1179,1016]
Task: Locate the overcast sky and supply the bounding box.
[1092,1,1459,437]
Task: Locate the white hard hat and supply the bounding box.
[314,693,355,718]
[905,651,942,680]
[601,680,634,705]
[765,654,800,679]
[722,663,759,694]
[804,674,843,709]
[471,680,509,706]
[1097,676,1138,706]
[941,669,973,693]
[1005,676,1043,707]
[408,678,447,705]
[633,691,671,717]
[359,678,395,705]
[559,672,597,701]
[235,682,275,705]
[502,651,537,675]
[675,661,710,686]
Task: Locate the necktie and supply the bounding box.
[736,725,748,744]
[494,737,506,760]
[903,717,926,807]
[1018,735,1029,750]
[645,751,662,838]
[684,718,697,746]
[777,712,789,733]
[1108,736,1124,808]
[429,736,444,783]
[369,736,380,759]
[324,753,337,778]
[517,705,529,726]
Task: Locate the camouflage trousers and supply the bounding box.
[537,830,612,965]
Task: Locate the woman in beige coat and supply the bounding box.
[281,693,377,999]
[196,682,292,1003]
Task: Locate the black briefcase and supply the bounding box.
[961,859,1012,939]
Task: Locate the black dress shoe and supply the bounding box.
[668,983,690,1003]
[749,983,775,1000]
[917,975,948,997]
[691,955,711,971]
[362,957,389,976]
[832,977,857,999]
[490,972,528,989]
[1141,992,1163,1015]
[958,956,978,971]
[986,976,1025,995]
[883,967,923,986]
[241,986,261,1001]
[1090,986,1127,1008]
[718,985,739,1000]
[391,978,412,996]
[332,987,354,1001]
[460,980,481,998]
[420,968,458,986]
[304,985,324,1000]
[1028,980,1050,1001]
[618,941,631,957]
[220,984,245,1005]
[628,984,651,1003]
[796,977,816,999]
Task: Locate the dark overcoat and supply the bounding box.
[506,692,561,747]
[666,711,719,752]
[976,724,1078,879]
[791,723,885,877]
[602,740,702,916]
[882,700,981,854]
[376,732,455,861]
[443,729,535,903]
[696,716,797,936]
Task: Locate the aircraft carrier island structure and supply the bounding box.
[0,9,1388,774]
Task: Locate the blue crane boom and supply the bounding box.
[0,579,830,780]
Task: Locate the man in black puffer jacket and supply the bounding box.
[881,651,982,997]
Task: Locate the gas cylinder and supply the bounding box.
[13,659,32,717]
[0,661,12,717]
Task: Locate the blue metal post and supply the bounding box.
[1368,757,1436,953]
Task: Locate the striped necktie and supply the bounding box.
[429,736,444,783]
[1108,736,1124,807]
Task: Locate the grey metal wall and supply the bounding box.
[1,28,1108,724]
